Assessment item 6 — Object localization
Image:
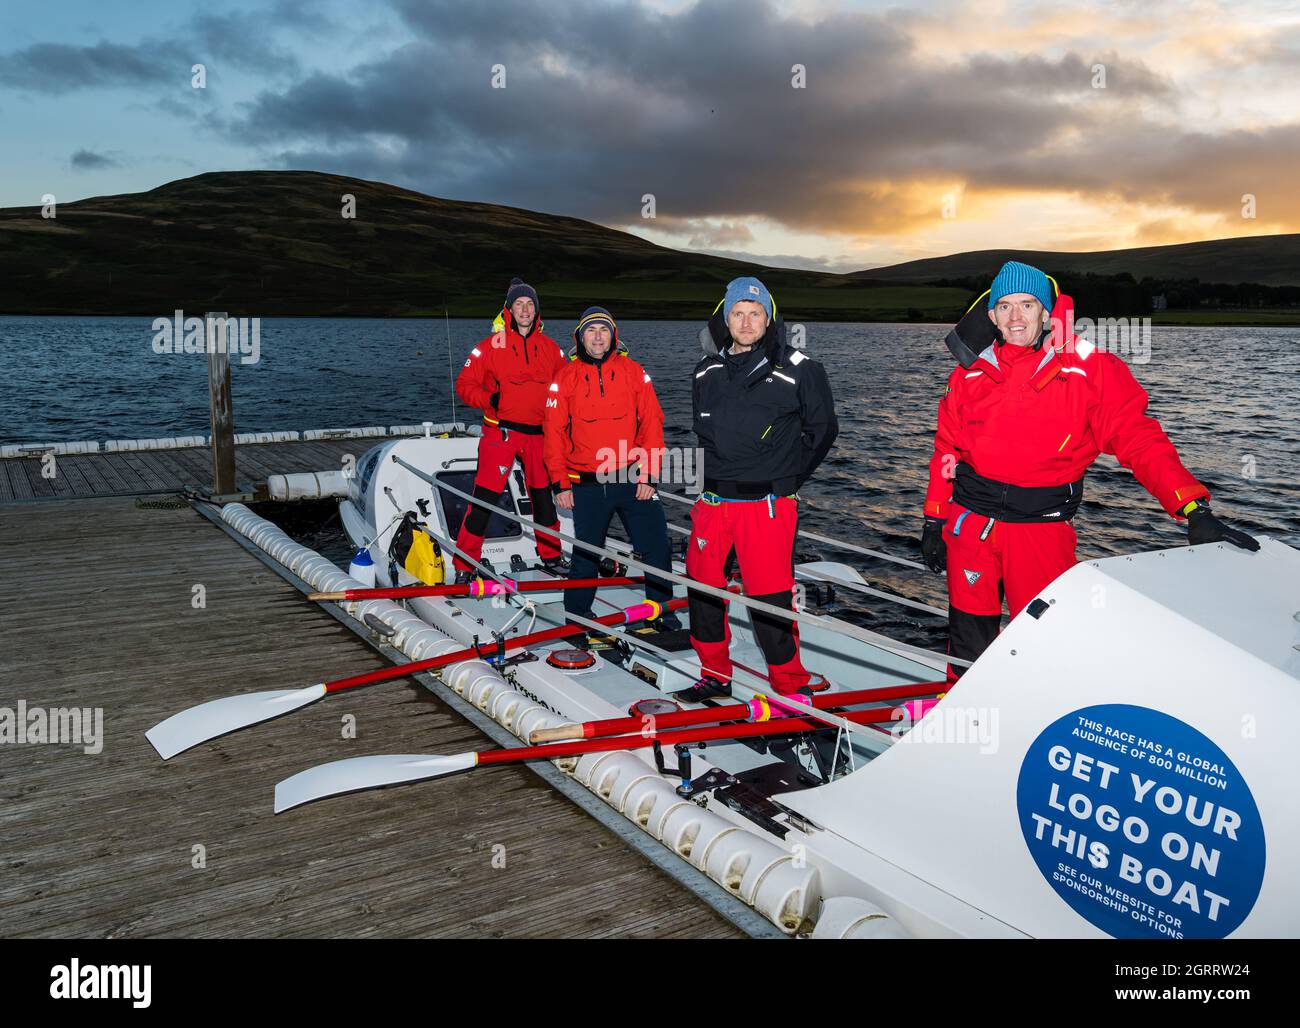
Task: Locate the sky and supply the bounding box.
[2,0,1298,272]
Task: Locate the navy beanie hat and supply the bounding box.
[574,306,616,347]
[505,277,539,313]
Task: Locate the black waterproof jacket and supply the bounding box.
[691,313,838,498]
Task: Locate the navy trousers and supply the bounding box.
[565,482,673,619]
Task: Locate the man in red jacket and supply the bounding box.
[454,278,567,580]
[544,306,677,631]
[921,260,1258,682]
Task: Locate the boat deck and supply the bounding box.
[0,494,748,938]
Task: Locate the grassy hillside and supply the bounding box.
[0,170,1293,321]
[858,235,1300,288]
[0,171,965,321]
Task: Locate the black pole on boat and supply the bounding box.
[444,308,458,427]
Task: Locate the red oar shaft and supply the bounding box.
[562,681,947,741]
[317,576,644,601]
[321,596,687,695]
[479,705,905,768]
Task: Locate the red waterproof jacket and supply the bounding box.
[543,349,665,489]
[456,308,565,429]
[925,295,1208,521]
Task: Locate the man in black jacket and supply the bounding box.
[677,277,838,702]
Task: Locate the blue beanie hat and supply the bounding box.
[722,276,774,323]
[574,305,616,346]
[505,276,539,312]
[988,261,1053,311]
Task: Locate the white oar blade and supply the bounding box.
[145,683,328,759]
[274,752,477,813]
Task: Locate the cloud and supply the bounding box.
[684,247,864,273]
[268,0,342,33]
[69,148,120,170]
[6,0,1300,261]
[188,11,303,75]
[217,0,1239,246]
[0,7,307,96]
[0,41,172,94]
[678,220,756,248]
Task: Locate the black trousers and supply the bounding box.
[565,482,673,618]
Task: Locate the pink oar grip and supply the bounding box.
[622,600,661,623]
[895,697,940,721]
[764,694,810,718]
[470,577,518,597]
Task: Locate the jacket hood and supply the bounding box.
[964,293,1082,389]
[574,312,622,364]
[576,340,626,365]
[946,290,1073,368]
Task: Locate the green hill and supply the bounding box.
[857,235,1300,288]
[0,171,966,321]
[0,170,1294,321]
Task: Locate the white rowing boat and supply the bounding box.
[154,426,1298,939]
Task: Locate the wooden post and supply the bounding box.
[206,312,236,496]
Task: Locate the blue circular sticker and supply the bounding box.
[1017,704,1265,939]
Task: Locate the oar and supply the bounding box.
[275,705,908,812]
[309,575,644,602]
[529,681,947,743]
[146,597,686,760]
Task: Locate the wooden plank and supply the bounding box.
[2,459,34,499]
[103,451,155,493]
[157,446,212,485]
[82,452,136,494]
[255,442,340,477]
[231,444,283,480]
[52,455,98,497]
[21,457,57,498]
[116,450,175,491]
[71,454,117,496]
[1,459,36,500]
[1,435,443,502]
[42,458,78,498]
[123,449,193,491]
[0,497,747,940]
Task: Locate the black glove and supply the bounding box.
[920,516,947,573]
[1185,504,1259,552]
[489,391,500,410]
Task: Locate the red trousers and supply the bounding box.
[944,502,1077,681]
[454,425,560,570]
[685,496,811,695]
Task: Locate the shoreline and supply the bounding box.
[2,311,1297,326]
